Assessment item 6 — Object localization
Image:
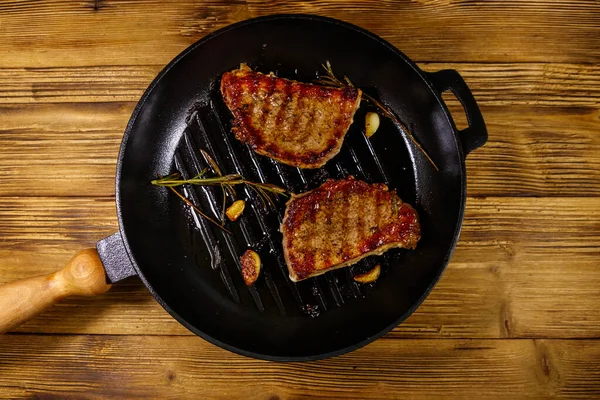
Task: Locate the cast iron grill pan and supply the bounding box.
[114,15,487,360]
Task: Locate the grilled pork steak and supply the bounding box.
[281,177,421,282]
[220,64,362,168]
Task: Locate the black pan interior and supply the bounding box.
[117,15,465,360]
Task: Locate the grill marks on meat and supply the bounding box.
[220,64,362,168]
[281,177,421,282]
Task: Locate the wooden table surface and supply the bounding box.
[1,1,599,398]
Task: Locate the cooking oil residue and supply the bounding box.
[303,304,320,318]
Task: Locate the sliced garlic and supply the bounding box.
[365,112,380,138]
[240,249,261,286]
[226,200,246,221]
[353,264,381,284]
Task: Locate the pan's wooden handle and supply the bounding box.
[0,248,111,334]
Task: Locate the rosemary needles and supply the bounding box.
[152,169,288,233]
[315,61,439,171]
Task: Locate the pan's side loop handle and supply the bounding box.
[427,69,488,157]
[96,232,137,284]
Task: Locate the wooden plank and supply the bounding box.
[0,196,116,248]
[0,1,598,67]
[1,102,598,197]
[0,65,160,104]
[1,63,598,106]
[1,196,598,337]
[457,197,600,263]
[505,261,600,339]
[0,336,598,399]
[465,106,600,197]
[0,102,129,197]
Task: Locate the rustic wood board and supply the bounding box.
[0,0,598,66]
[0,0,599,398]
[0,336,599,399]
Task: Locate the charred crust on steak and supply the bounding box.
[221,64,362,168]
[281,177,421,282]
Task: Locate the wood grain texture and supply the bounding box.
[1,63,598,105]
[1,196,598,338]
[0,336,599,399]
[464,106,600,197]
[0,103,129,197]
[0,0,598,67]
[0,0,598,396]
[0,65,160,104]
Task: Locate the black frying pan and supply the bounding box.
[0,15,487,361]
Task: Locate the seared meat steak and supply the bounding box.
[221,64,362,168]
[281,177,421,282]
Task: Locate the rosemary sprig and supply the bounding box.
[152,173,287,193]
[158,176,232,235]
[220,187,227,224]
[315,61,439,171]
[199,149,233,223]
[151,172,288,212]
[200,149,237,199]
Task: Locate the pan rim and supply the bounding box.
[115,13,467,361]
